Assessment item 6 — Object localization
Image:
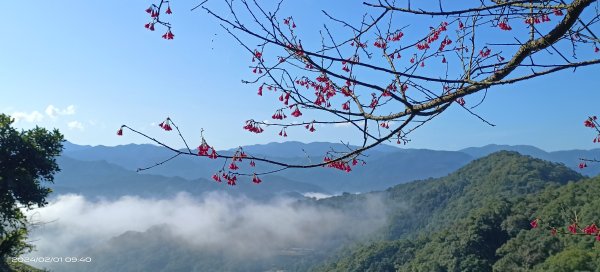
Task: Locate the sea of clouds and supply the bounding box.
[24,191,388,265]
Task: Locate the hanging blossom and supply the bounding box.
[221,172,237,186]
[323,156,353,172]
[116,126,124,136]
[252,174,262,184]
[162,29,175,40]
[583,116,600,143]
[197,136,218,159]
[159,118,173,131]
[291,106,302,117]
[584,116,597,128]
[479,47,491,58]
[584,223,598,235]
[243,120,265,133]
[498,19,512,31]
[530,219,539,228]
[568,223,578,234]
[278,127,288,137]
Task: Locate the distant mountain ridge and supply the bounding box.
[62,141,600,178]
[459,144,600,176]
[52,156,327,200]
[223,141,401,158]
[59,141,476,193]
[51,140,600,201]
[459,144,550,159]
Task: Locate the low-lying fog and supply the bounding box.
[24,192,388,270]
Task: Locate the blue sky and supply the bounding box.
[2,1,599,152]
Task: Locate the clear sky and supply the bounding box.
[1,1,599,152]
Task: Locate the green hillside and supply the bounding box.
[317,151,600,271]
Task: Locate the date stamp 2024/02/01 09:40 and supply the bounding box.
[9,256,93,264]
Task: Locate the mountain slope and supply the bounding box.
[493,175,600,271]
[316,151,585,271]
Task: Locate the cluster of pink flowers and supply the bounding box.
[374,38,387,49]
[531,219,600,241]
[291,106,302,117]
[323,156,353,172]
[198,142,218,159]
[498,19,512,31]
[305,123,316,132]
[387,31,404,42]
[479,47,491,58]
[283,17,296,28]
[272,109,287,120]
[583,116,600,144]
[278,127,288,137]
[144,3,174,39]
[525,14,551,24]
[243,120,265,134]
[159,118,173,131]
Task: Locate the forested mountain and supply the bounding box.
[41,151,600,272]
[317,151,600,271]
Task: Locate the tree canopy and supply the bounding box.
[315,152,600,271]
[0,114,63,261]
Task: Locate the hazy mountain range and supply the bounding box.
[54,141,600,199]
